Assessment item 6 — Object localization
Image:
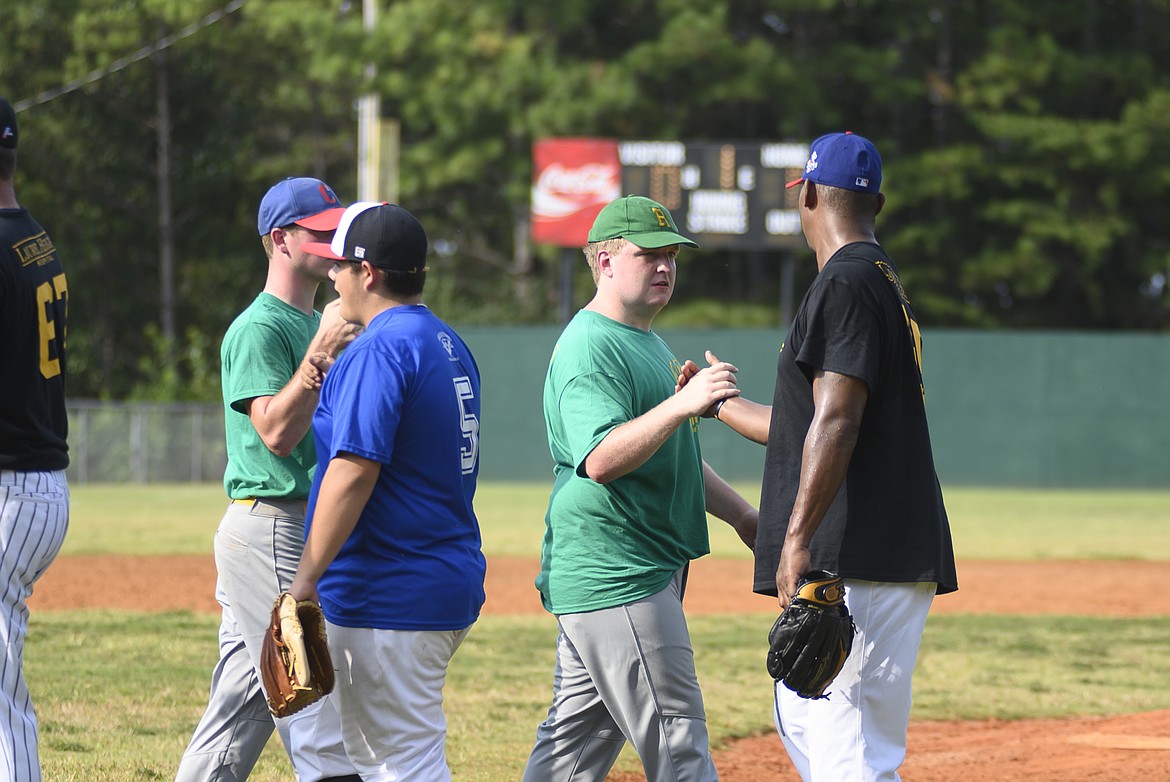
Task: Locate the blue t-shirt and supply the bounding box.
[307,304,486,631]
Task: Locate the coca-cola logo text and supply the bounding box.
[536,163,618,196]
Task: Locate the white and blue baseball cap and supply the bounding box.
[786,132,882,194]
[257,177,346,235]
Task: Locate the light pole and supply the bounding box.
[357,0,380,201]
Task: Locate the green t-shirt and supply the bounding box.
[536,310,709,615]
[220,293,320,500]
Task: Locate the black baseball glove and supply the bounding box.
[766,570,855,699]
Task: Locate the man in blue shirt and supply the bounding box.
[291,202,485,782]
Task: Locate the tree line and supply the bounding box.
[5,0,1169,399]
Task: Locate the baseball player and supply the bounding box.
[0,96,71,782]
[698,132,958,780]
[289,202,487,782]
[174,178,362,782]
[522,195,757,782]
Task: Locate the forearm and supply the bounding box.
[703,460,758,550]
[785,407,860,548]
[584,395,692,483]
[774,371,867,603]
[250,376,321,457]
[713,396,772,445]
[295,455,379,587]
[703,461,752,523]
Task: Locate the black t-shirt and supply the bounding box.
[754,242,957,596]
[0,207,69,470]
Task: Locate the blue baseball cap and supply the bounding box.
[785,132,882,194]
[257,177,346,235]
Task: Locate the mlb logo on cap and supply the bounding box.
[786,132,882,194]
[0,97,18,150]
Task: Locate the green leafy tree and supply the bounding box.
[4,0,1170,402]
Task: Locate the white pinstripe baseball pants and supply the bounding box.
[0,470,69,782]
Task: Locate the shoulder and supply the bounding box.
[815,244,899,300]
[224,298,269,338]
[550,312,629,371]
[220,297,295,357]
[822,243,887,277]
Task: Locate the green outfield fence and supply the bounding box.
[66,329,1170,488]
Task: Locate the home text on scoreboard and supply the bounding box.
[617,140,810,250]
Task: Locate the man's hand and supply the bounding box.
[288,574,319,604]
[673,350,740,419]
[677,350,738,417]
[776,541,812,609]
[675,358,700,394]
[299,353,334,391]
[312,299,362,357]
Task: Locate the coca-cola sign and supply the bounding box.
[532,138,620,247]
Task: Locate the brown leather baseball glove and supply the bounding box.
[260,592,335,717]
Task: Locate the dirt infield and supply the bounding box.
[29,555,1170,781]
[28,555,1170,617]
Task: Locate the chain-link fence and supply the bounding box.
[66,400,226,484]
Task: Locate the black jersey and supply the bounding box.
[754,242,956,596]
[0,207,69,470]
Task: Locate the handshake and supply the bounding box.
[674,349,739,419]
[300,300,364,391]
[299,353,334,391]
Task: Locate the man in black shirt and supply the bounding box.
[0,96,70,781]
[690,132,957,781]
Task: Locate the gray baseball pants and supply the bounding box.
[523,567,718,782]
[174,499,354,781]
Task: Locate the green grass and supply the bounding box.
[39,482,1170,778]
[62,484,228,555]
[914,615,1170,720]
[28,610,1170,781]
[943,487,1170,560]
[64,482,1170,560]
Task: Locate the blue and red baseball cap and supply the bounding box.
[257,177,346,235]
[785,132,882,194]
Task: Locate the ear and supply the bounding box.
[874,192,886,217]
[360,261,380,291]
[802,181,818,210]
[270,227,292,255]
[596,249,615,278]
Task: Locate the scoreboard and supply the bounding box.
[531,137,811,322]
[617,140,811,250]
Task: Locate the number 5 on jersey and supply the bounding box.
[452,376,480,475]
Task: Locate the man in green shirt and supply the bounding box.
[175,178,361,782]
[523,195,758,782]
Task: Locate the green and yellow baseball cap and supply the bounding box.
[587,195,699,249]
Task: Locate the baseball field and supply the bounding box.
[26,482,1170,780]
